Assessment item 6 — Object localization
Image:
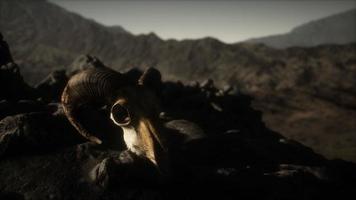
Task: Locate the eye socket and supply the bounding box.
[110,103,131,126]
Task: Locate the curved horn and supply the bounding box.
[61,68,126,144]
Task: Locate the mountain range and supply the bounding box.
[245,9,356,48]
[1,0,356,162]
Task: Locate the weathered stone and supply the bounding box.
[46,102,64,116]
[123,68,143,82]
[87,150,160,188]
[0,63,36,101]
[0,32,13,66]
[138,67,163,96]
[36,70,68,102]
[0,112,82,157]
[0,100,46,120]
[165,120,205,143]
[200,79,214,89]
[67,55,106,77]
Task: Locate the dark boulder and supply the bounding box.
[0,112,83,157]
[0,192,24,200]
[0,100,46,120]
[67,55,106,77]
[0,32,13,66]
[165,119,205,143]
[89,150,161,188]
[0,62,36,101]
[123,68,143,82]
[35,70,68,102]
[138,67,163,96]
[0,33,35,101]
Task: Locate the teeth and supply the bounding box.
[122,126,141,155]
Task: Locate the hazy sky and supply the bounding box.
[50,0,356,43]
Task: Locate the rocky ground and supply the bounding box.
[1,35,356,200]
[2,0,356,162]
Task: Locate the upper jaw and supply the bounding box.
[122,118,168,172]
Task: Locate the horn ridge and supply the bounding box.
[61,67,125,144]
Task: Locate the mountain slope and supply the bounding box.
[1,0,356,162]
[245,9,356,48]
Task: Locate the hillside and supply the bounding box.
[245,9,356,48]
[1,0,356,162]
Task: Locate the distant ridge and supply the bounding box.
[245,9,356,48]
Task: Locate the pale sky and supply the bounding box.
[50,0,356,43]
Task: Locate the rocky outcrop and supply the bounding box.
[0,32,13,66]
[2,1,356,162]
[0,63,30,100]
[0,54,356,199]
[66,55,107,77]
[35,70,68,102]
[0,112,82,157]
[0,32,35,101]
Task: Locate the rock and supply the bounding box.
[46,102,64,116]
[67,55,106,77]
[165,120,205,143]
[0,33,35,101]
[161,81,185,104]
[76,142,113,161]
[174,93,209,108]
[200,79,214,89]
[0,100,47,120]
[210,102,223,112]
[228,86,241,96]
[0,192,24,200]
[138,67,163,96]
[123,68,143,82]
[0,112,83,157]
[188,81,200,89]
[0,32,13,66]
[88,150,160,188]
[216,168,237,176]
[224,129,240,134]
[35,70,68,102]
[271,164,328,180]
[216,84,233,96]
[200,79,218,98]
[0,62,36,101]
